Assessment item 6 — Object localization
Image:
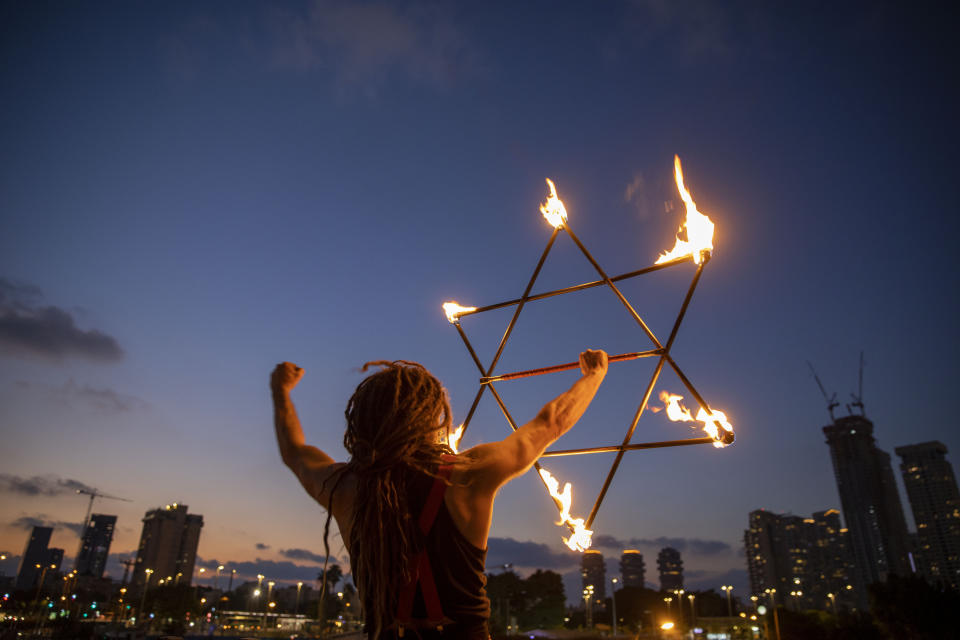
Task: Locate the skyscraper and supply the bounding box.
[133,503,203,589]
[620,550,645,588]
[895,441,960,590]
[15,526,64,590]
[744,509,855,610]
[657,547,683,591]
[75,514,117,578]
[823,414,911,601]
[581,550,606,600]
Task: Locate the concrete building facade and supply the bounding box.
[75,513,117,578]
[896,441,960,590]
[619,549,645,588]
[133,503,203,590]
[823,414,912,602]
[657,547,683,591]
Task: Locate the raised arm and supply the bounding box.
[463,349,608,491]
[271,362,344,505]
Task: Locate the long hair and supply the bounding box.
[321,360,455,638]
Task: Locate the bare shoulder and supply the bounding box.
[451,441,522,492]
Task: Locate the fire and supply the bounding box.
[442,301,476,324]
[539,178,568,229]
[656,155,715,265]
[538,467,593,552]
[448,423,465,454]
[657,390,733,448]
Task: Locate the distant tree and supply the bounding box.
[869,574,960,639]
[518,570,565,630]
[486,570,526,635]
[613,586,661,630]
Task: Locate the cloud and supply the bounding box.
[15,379,148,413]
[255,542,270,550]
[592,535,732,556]
[0,473,98,497]
[624,171,652,219]
[267,1,480,95]
[685,567,749,594]
[625,0,738,62]
[0,278,123,363]
[278,548,330,564]
[8,515,84,537]
[485,537,579,571]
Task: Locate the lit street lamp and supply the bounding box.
[582,585,595,629]
[295,581,304,616]
[139,568,154,623]
[721,585,733,617]
[688,593,696,624]
[610,577,619,637]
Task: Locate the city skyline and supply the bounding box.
[2,0,957,609]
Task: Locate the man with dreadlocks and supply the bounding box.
[271,349,608,639]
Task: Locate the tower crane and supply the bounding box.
[848,351,866,416]
[807,361,839,422]
[76,488,132,534]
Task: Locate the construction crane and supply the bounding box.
[807,361,839,421]
[75,488,132,535]
[119,557,136,586]
[848,351,866,416]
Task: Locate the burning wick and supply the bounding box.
[448,424,465,454]
[442,301,477,324]
[657,390,733,448]
[656,155,715,265]
[538,467,593,551]
[539,178,568,229]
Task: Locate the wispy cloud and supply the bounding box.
[0,278,123,363]
[592,534,732,556]
[0,473,98,497]
[278,548,329,564]
[15,379,148,413]
[8,515,84,537]
[485,537,579,571]
[267,1,480,94]
[255,542,270,550]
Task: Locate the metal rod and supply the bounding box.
[586,357,666,528]
[484,228,559,378]
[562,223,664,350]
[457,255,693,318]
[662,255,707,354]
[453,322,488,434]
[540,436,721,457]
[664,355,735,445]
[480,349,663,384]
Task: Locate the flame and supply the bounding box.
[656,155,715,265]
[539,178,568,229]
[442,301,476,324]
[661,622,675,630]
[448,423,465,454]
[656,390,733,448]
[538,467,593,551]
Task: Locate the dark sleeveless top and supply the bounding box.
[353,470,491,639]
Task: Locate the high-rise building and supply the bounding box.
[823,414,912,601]
[15,526,64,590]
[75,514,117,578]
[745,509,856,610]
[657,547,683,591]
[895,441,960,590]
[620,550,645,588]
[133,503,203,590]
[581,550,606,600]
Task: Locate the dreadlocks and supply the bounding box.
[321,360,455,638]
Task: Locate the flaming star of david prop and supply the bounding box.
[442,156,735,551]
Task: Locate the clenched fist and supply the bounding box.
[579,349,608,377]
[271,362,304,393]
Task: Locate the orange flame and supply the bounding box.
[657,390,733,448]
[539,178,568,229]
[538,467,593,551]
[442,301,476,324]
[656,155,714,265]
[448,423,465,454]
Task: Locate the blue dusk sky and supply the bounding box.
[1,1,957,602]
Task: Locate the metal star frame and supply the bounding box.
[445,217,734,533]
